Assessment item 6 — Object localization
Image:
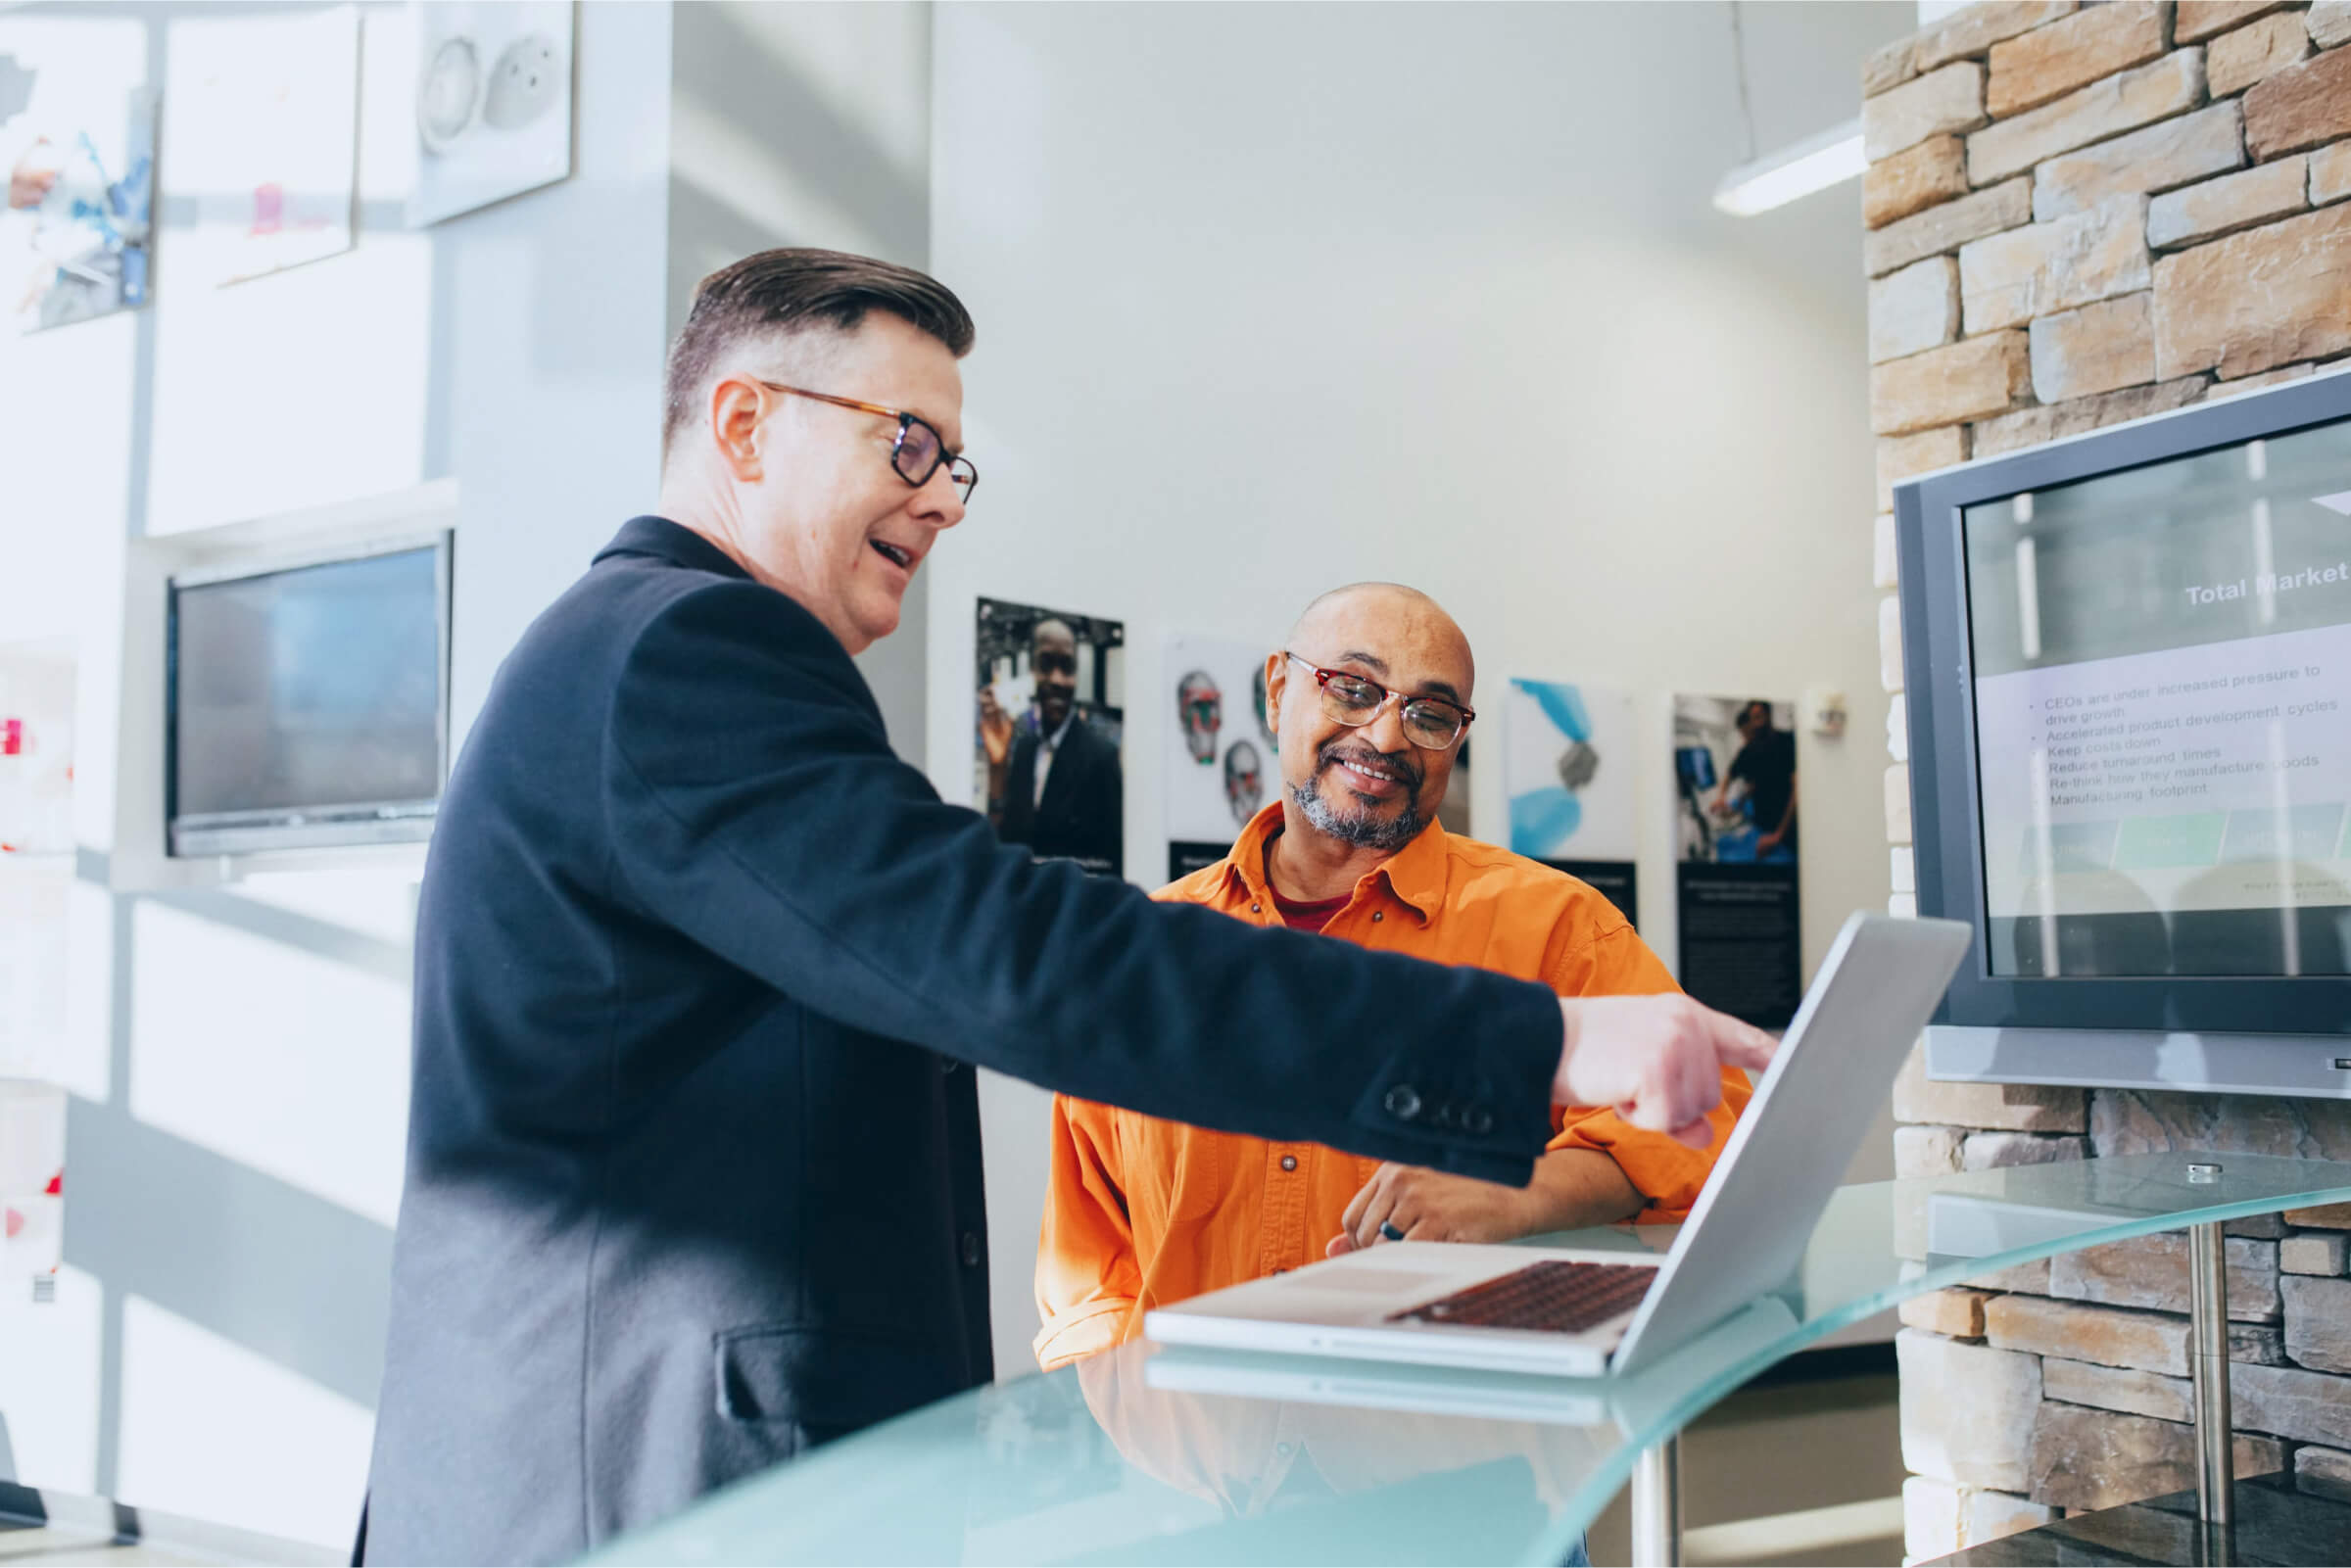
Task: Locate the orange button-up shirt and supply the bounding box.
[1033,803,1751,1370]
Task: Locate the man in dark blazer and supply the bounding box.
[360,249,1773,1565]
[993,618,1124,875]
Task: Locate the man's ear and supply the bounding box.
[709,377,768,483]
[1262,651,1287,739]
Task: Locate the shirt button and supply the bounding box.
[1280,1155,1298,1172]
[1372,911,1384,923]
[960,1232,982,1267]
[1465,1107,1495,1135]
[1251,903,1262,915]
[1383,1085,1422,1121]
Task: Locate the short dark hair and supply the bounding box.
[661,248,976,461]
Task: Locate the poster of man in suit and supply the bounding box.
[977,597,1125,877]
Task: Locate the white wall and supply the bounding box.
[0,0,675,1544]
[925,0,1915,1375]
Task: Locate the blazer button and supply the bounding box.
[1465,1107,1495,1135]
[1383,1085,1421,1121]
[1280,1155,1298,1172]
[939,1056,961,1074]
[960,1232,983,1267]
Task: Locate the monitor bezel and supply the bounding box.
[1896,369,2351,1035]
[165,529,454,858]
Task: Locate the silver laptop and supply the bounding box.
[1143,911,1971,1377]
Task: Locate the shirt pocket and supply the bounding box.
[1111,1110,1229,1225]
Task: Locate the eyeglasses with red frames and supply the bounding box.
[753,381,979,503]
[1282,651,1474,750]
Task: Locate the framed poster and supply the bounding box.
[1164,632,1275,882]
[977,598,1125,879]
[0,18,154,333]
[1506,678,1639,927]
[1673,694,1801,1028]
[408,1,574,226]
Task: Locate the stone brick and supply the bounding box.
[1893,844,1916,894]
[1877,424,1968,511]
[2245,42,2351,157]
[1872,330,2032,434]
[1990,2,2168,117]
[1880,594,1906,692]
[1894,1045,2087,1131]
[1968,1257,2054,1295]
[1867,177,2035,277]
[2312,0,2351,50]
[2286,1201,2351,1227]
[2233,1320,2290,1364]
[2028,1403,2285,1510]
[1887,691,1911,763]
[1986,1293,2189,1372]
[1904,1480,2061,1556]
[2034,104,2247,225]
[2209,10,2314,96]
[2233,1359,2351,1445]
[2154,202,2351,378]
[1866,33,1919,97]
[2030,292,2156,403]
[2048,1232,2281,1320]
[1887,761,1913,841]
[1963,1489,2060,1546]
[1960,196,2151,334]
[2228,1212,2288,1240]
[2089,1088,2351,1161]
[1963,1131,2091,1170]
[1903,1287,1995,1338]
[1971,373,2208,455]
[2147,155,2310,248]
[1874,511,1900,591]
[2207,359,2317,397]
[2297,1446,2351,1503]
[1899,1328,2043,1490]
[1867,62,1991,162]
[1918,1,2083,71]
[1866,134,1971,230]
[1890,891,1919,919]
[2178,1,2293,45]
[2311,137,2351,202]
[2282,1273,2351,1371]
[2283,1231,2350,1273]
[1897,1122,1966,1178]
[2041,1356,2191,1421]
[1871,256,1962,363]
[1969,49,2208,186]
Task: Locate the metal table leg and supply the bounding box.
[1631,1435,1681,1568]
[2188,1213,2234,1557]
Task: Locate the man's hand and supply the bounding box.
[978,687,1014,769]
[1557,993,1775,1148]
[1327,1163,1543,1257]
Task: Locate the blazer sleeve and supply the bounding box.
[601,581,1563,1183]
[1033,1095,1139,1370]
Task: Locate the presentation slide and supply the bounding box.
[1962,423,2351,976]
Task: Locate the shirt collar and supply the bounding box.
[593,515,753,581]
[1038,709,1078,749]
[1220,801,1450,925]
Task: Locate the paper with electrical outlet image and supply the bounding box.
[1506,679,1639,927]
[408,1,572,227]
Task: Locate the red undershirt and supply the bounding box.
[1268,886,1352,935]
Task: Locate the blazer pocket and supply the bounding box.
[714,1324,960,1433]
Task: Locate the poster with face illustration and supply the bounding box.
[406,1,574,226]
[1165,632,1277,882]
[976,597,1125,878]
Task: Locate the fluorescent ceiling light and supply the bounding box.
[1713,118,1865,216]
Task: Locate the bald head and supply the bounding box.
[1286,583,1474,704]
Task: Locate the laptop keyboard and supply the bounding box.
[1387,1260,1657,1335]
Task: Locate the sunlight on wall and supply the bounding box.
[117,1291,371,1548]
[128,899,408,1229]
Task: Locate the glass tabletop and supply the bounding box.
[588,1153,2351,1567]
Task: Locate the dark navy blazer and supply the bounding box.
[361,517,1564,1564]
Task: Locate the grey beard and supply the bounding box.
[1293,774,1424,852]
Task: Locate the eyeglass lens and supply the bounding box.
[1318,673,1463,749]
[890,417,977,501]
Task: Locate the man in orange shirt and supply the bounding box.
[1034,584,1752,1369]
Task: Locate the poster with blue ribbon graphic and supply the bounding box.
[1506,679,1638,927]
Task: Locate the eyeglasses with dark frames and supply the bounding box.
[753,381,979,503]
[1282,651,1474,750]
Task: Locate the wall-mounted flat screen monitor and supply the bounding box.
[168,534,452,858]
[1897,372,2351,1096]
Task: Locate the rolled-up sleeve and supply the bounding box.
[1034,1095,1141,1369]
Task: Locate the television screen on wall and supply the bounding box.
[167,535,451,857]
[1896,371,2351,1096]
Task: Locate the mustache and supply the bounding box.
[1317,740,1422,791]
